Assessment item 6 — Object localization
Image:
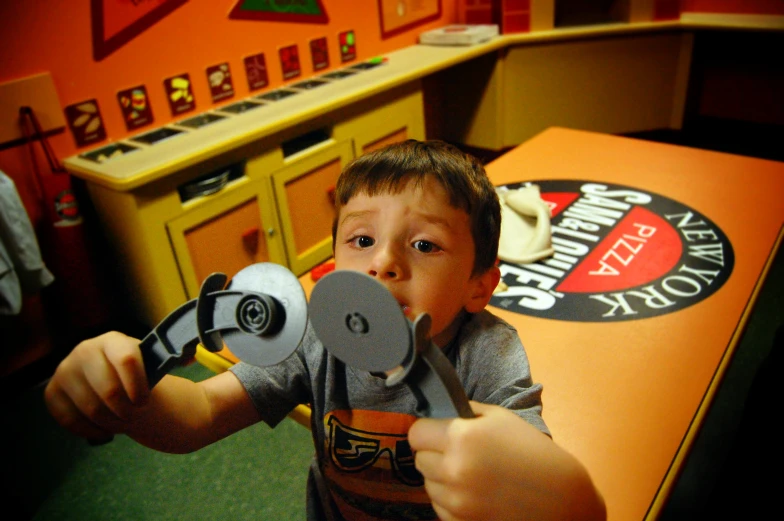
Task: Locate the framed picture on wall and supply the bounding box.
[92,0,189,61]
[378,0,442,39]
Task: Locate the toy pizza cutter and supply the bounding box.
[309,270,475,419]
[139,262,308,388]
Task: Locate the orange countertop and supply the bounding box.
[483,127,783,521]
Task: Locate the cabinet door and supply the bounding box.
[361,127,410,154]
[168,178,285,298]
[272,140,354,276]
[336,82,425,156]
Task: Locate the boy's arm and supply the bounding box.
[409,401,606,521]
[44,331,260,453]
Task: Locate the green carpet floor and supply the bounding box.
[4,363,315,521]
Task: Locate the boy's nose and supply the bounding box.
[367,244,404,280]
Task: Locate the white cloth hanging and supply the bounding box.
[0,171,54,315]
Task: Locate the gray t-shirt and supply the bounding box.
[230,309,548,520]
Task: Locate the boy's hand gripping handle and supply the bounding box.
[139,263,308,388]
[91,263,306,446]
[309,270,474,419]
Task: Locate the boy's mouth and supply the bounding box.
[388,290,412,319]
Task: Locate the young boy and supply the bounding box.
[45,140,605,520]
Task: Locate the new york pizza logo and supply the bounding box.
[490,180,734,322]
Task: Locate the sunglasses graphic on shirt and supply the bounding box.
[327,415,423,487]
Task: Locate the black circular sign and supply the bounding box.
[490,180,734,322]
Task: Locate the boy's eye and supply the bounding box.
[413,240,440,253]
[351,236,374,248]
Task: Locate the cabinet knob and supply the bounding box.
[267,228,276,236]
[327,185,336,207]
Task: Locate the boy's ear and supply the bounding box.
[465,265,501,314]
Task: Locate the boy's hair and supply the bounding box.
[332,139,501,276]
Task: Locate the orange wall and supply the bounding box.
[0,1,455,218]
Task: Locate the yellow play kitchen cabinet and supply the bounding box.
[64,75,424,328]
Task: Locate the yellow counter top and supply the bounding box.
[63,16,781,192]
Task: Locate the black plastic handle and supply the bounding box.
[139,272,289,389]
[386,314,474,419]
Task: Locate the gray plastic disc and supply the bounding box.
[221,263,308,367]
[309,270,411,372]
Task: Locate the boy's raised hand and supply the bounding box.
[44,331,150,444]
[408,401,606,521]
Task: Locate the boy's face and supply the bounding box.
[333,176,498,346]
